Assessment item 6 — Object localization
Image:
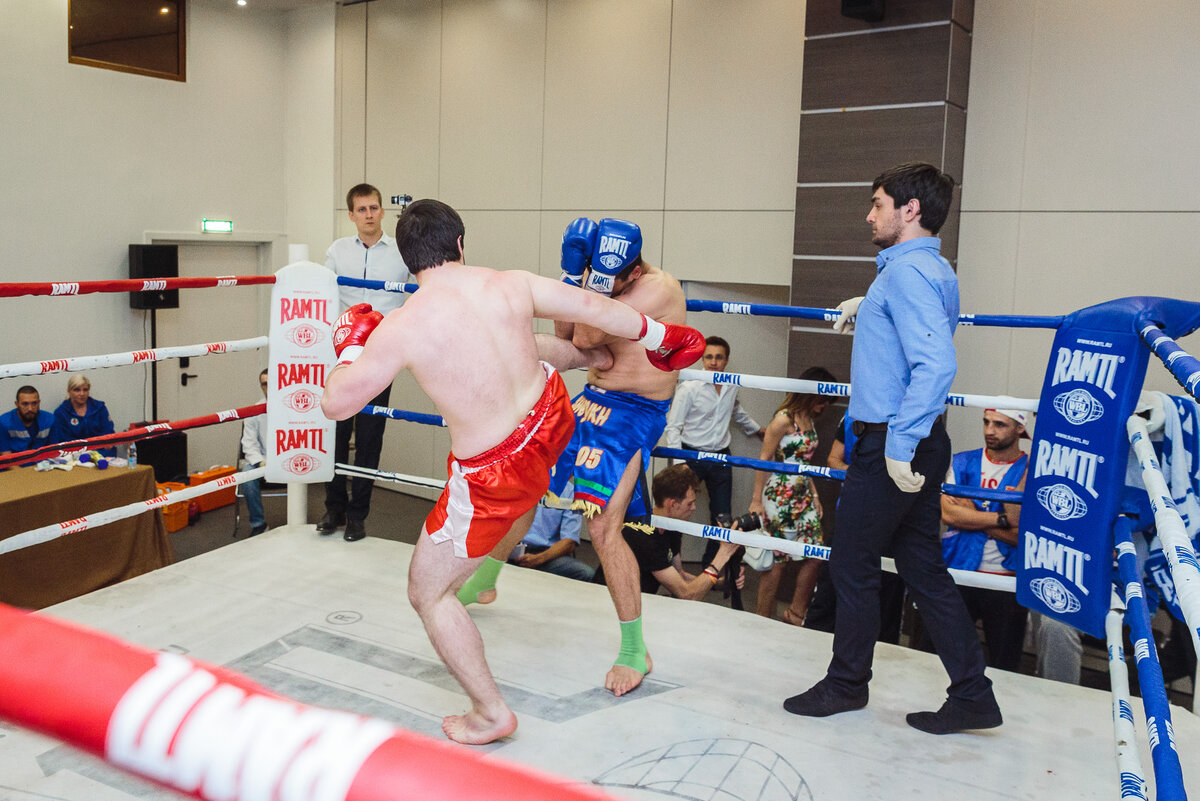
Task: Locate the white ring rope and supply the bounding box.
[0,337,269,379]
[1106,589,1150,801]
[335,463,450,491]
[1126,414,1200,658]
[0,468,264,556]
[676,368,1040,412]
[653,515,1018,593]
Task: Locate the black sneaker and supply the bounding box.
[249,524,268,537]
[343,518,366,542]
[906,699,1003,735]
[783,680,868,717]
[316,512,345,535]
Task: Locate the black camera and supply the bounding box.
[390,194,413,209]
[733,511,761,532]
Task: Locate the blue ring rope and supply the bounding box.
[1113,517,1188,801]
[333,277,1063,329]
[1139,323,1200,402]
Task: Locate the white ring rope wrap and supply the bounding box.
[651,515,1017,593]
[676,368,1039,412]
[0,468,265,555]
[0,337,269,379]
[1106,591,1150,801]
[1126,414,1200,658]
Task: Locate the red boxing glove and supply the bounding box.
[333,303,384,365]
[633,314,706,371]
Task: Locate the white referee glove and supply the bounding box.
[832,296,864,334]
[885,456,925,493]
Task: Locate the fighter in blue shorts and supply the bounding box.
[458,217,703,698]
[546,385,672,527]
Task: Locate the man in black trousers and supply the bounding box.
[783,162,1001,735]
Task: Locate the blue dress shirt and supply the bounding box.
[522,504,583,548]
[847,237,959,462]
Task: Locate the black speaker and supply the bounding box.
[134,430,188,483]
[841,0,884,22]
[129,244,179,309]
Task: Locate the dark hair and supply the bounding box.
[615,255,643,283]
[651,464,700,507]
[394,199,465,273]
[776,366,837,420]
[704,336,730,358]
[346,183,382,210]
[15,385,37,400]
[872,162,955,235]
[259,369,269,379]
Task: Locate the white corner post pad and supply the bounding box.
[267,260,339,488]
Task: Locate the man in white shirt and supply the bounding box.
[663,336,762,565]
[318,183,413,542]
[240,370,269,536]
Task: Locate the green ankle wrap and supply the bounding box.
[614,617,648,674]
[456,556,504,605]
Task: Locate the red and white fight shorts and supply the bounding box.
[425,364,574,558]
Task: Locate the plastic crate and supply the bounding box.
[188,465,237,513]
[155,482,189,532]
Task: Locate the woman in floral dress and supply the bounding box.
[749,366,835,622]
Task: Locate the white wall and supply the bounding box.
[949,0,1200,449]
[0,0,304,430]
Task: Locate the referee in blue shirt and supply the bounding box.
[784,163,1001,735]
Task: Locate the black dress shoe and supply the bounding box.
[783,680,868,717]
[316,512,345,535]
[249,524,268,537]
[906,699,1003,735]
[343,518,366,542]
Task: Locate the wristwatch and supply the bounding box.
[996,511,1009,529]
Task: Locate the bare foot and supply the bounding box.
[476,588,497,605]
[605,653,653,697]
[442,708,518,745]
[781,607,805,626]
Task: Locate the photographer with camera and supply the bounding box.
[593,464,745,601]
[748,367,836,623]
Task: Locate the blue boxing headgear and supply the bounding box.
[585,218,642,295]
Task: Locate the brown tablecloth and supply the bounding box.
[0,464,174,609]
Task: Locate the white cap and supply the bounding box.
[990,408,1033,438]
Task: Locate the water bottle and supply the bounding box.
[128,441,138,467]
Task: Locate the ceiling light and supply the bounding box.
[237,0,247,5]
[160,6,169,12]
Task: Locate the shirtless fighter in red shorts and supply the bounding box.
[321,199,704,745]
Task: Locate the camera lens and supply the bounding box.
[733,511,761,532]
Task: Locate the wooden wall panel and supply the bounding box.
[802,25,955,109]
[791,259,877,309]
[805,0,973,36]
[797,105,966,184]
[795,186,875,258]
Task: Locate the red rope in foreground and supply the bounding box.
[0,403,266,469]
[0,275,274,298]
[0,604,614,801]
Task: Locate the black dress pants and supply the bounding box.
[686,447,733,565]
[324,385,392,522]
[826,422,992,704]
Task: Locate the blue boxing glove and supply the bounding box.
[561,217,597,287]
[585,218,642,295]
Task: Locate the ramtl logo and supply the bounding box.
[280,296,331,325]
[1033,441,1102,498]
[1025,532,1089,597]
[1050,346,1121,399]
[1052,387,1105,425]
[276,428,327,454]
[710,372,742,386]
[107,652,395,799]
[278,362,327,389]
[596,235,631,272]
[722,303,751,315]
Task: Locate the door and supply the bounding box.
[154,243,268,474]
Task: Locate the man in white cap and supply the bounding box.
[927,408,1032,672]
